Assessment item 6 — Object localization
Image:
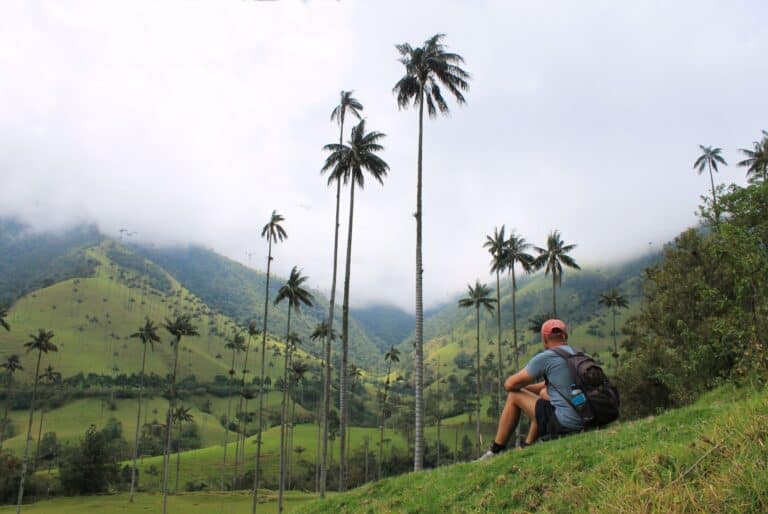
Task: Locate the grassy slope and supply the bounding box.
[0,242,321,384]
[0,491,317,514]
[298,385,768,513]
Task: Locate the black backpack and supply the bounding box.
[547,347,620,428]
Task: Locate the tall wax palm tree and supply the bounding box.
[33,365,60,471]
[322,119,388,488]
[252,210,286,514]
[483,226,507,415]
[504,231,535,372]
[281,332,301,480]
[598,289,629,372]
[173,405,193,494]
[161,315,199,514]
[288,360,308,489]
[457,282,496,457]
[128,319,160,502]
[533,231,580,317]
[310,320,335,492]
[16,329,58,514]
[223,332,246,489]
[393,33,470,471]
[0,355,23,451]
[378,346,400,480]
[738,130,768,184]
[274,266,314,513]
[321,91,363,498]
[234,322,260,482]
[693,145,728,224]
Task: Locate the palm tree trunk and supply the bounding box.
[495,270,503,417]
[612,306,619,372]
[16,350,42,514]
[552,274,557,317]
[708,161,719,225]
[321,114,345,498]
[221,349,237,490]
[252,238,273,514]
[175,422,182,494]
[278,307,292,514]
[288,383,297,489]
[0,380,12,450]
[413,85,426,472]
[339,180,356,491]
[234,335,254,483]
[161,336,182,514]
[474,307,482,457]
[33,405,45,472]
[512,268,521,447]
[130,341,149,501]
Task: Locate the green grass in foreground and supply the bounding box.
[0,491,316,514]
[298,385,768,513]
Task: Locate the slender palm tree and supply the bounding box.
[533,231,580,317]
[310,320,335,492]
[288,360,308,489]
[504,232,535,371]
[483,226,507,415]
[128,319,160,501]
[738,130,768,184]
[598,289,629,372]
[16,329,58,514]
[234,322,259,482]
[33,365,60,471]
[457,281,495,457]
[693,145,728,224]
[322,119,388,488]
[1,355,22,451]
[378,346,400,480]
[252,210,286,514]
[161,315,199,514]
[173,405,193,494]
[321,90,363,498]
[393,33,470,471]
[274,266,314,513]
[222,332,246,489]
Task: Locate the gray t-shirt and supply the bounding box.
[524,345,584,430]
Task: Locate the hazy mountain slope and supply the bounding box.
[351,304,414,352]
[133,244,384,367]
[0,220,104,307]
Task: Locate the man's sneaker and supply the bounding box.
[475,449,501,462]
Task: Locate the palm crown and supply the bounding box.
[24,329,58,355]
[274,266,314,314]
[1,354,23,375]
[599,289,629,310]
[384,346,401,365]
[393,33,470,117]
[0,308,9,332]
[131,320,161,350]
[505,232,535,277]
[483,226,507,274]
[225,333,247,353]
[458,281,497,312]
[737,130,768,184]
[261,210,287,245]
[693,145,727,175]
[322,120,389,188]
[330,91,363,127]
[310,320,337,342]
[163,314,199,341]
[533,231,580,286]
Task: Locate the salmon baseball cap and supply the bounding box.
[541,319,568,338]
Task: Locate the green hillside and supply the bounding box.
[299,385,768,513]
[134,244,385,367]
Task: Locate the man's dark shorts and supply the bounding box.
[535,399,566,440]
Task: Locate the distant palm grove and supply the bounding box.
[1,30,768,514]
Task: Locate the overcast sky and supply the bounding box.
[1,1,765,310]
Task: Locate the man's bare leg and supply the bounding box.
[492,391,539,450]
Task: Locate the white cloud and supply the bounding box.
[1,0,766,309]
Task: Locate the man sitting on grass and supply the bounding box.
[477,319,585,460]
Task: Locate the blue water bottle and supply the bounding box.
[571,384,586,406]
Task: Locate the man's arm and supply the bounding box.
[504,368,535,392]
